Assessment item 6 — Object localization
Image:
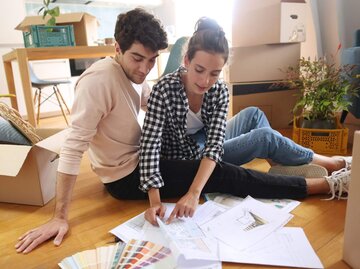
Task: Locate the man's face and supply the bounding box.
[116,42,159,84]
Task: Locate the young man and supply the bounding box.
[15,8,168,254]
[15,9,350,254]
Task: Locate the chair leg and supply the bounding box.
[33,89,38,105]
[37,89,42,125]
[55,86,71,114]
[53,86,69,125]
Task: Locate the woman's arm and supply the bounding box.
[145,188,167,225]
[167,83,229,223]
[167,157,216,223]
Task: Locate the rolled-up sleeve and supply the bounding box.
[139,84,166,192]
[202,82,229,163]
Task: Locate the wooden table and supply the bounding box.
[2,46,115,127]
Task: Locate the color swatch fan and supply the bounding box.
[58,239,174,269]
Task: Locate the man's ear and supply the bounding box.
[115,42,121,54]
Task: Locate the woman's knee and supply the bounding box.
[252,127,278,143]
[238,106,262,117]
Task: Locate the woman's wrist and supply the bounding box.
[148,188,162,207]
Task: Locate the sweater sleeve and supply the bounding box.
[58,71,112,175]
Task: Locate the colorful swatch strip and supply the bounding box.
[58,239,173,269]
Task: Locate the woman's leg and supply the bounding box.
[105,160,308,200]
[223,127,314,166]
[158,160,308,200]
[224,107,314,166]
[225,107,351,173]
[105,159,350,200]
[225,106,271,139]
[311,154,350,174]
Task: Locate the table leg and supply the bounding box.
[3,60,18,111]
[16,49,37,127]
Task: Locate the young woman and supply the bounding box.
[139,17,351,225]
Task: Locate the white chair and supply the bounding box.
[29,64,71,125]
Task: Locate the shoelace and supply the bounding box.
[324,168,351,200]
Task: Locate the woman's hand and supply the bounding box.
[167,191,200,224]
[144,203,167,226]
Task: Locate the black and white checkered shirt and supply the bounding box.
[139,67,229,192]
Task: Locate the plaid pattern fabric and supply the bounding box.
[139,67,229,192]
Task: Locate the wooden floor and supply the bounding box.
[0,116,352,269]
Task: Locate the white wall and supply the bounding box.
[300,0,320,59]
[311,0,360,64]
[0,0,26,105]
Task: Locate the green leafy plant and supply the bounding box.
[281,53,358,124]
[38,0,60,26]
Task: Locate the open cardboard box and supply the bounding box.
[0,128,69,206]
[16,12,99,46]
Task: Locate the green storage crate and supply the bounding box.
[23,25,76,48]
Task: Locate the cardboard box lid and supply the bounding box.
[0,145,32,177]
[0,128,69,177]
[15,12,98,31]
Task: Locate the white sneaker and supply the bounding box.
[334,156,352,169]
[324,168,351,200]
[269,164,328,178]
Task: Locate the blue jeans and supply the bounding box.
[222,107,314,165]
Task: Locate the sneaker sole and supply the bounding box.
[269,164,328,178]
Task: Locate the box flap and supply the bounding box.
[34,128,70,154]
[0,145,32,177]
[35,128,64,139]
[16,12,98,31]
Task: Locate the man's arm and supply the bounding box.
[15,172,77,254]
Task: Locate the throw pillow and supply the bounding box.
[0,102,42,145]
[0,116,31,145]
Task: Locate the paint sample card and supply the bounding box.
[58,240,175,269]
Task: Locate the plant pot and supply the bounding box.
[293,116,348,154]
[301,118,336,129]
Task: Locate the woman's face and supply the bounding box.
[183,50,225,95]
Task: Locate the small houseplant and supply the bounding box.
[38,0,60,26]
[282,50,358,129]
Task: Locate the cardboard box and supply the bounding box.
[0,128,68,206]
[16,12,99,46]
[224,43,301,83]
[343,131,360,268]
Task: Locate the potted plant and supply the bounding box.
[22,0,75,47]
[282,51,358,129]
[38,0,60,26]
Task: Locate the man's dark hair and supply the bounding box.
[114,8,168,53]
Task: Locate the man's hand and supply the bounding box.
[167,192,199,224]
[15,217,69,254]
[144,203,167,226]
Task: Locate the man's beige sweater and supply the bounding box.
[58,57,150,183]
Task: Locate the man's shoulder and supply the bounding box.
[76,58,125,87]
[82,57,118,76]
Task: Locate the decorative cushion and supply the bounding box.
[0,102,42,145]
[0,116,31,145]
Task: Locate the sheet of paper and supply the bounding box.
[193,200,227,226]
[204,192,300,213]
[201,196,293,251]
[220,227,323,268]
[109,212,146,242]
[157,217,219,261]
